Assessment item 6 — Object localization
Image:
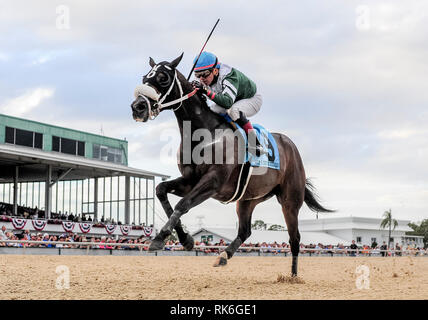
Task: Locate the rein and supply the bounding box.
[136,71,198,120]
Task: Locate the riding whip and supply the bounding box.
[186,18,220,81]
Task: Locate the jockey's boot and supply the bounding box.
[236,111,266,157]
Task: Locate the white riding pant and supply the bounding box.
[210,93,262,121]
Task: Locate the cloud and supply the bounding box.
[377,128,426,139]
[0,88,55,117]
[0,52,8,61]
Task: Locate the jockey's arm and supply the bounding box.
[208,74,239,108]
[207,88,235,108]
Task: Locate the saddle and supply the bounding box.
[219,114,280,204]
[219,113,280,170]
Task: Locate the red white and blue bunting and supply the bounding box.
[79,223,92,233]
[105,224,117,234]
[32,219,47,231]
[120,225,131,236]
[62,221,75,233]
[8,218,152,237]
[12,218,27,230]
[143,226,153,237]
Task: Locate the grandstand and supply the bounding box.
[0,113,169,233]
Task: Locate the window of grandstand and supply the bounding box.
[52,136,85,156]
[5,126,43,149]
[356,236,362,243]
[92,144,123,164]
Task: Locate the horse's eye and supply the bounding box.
[157,73,167,83]
[157,72,170,87]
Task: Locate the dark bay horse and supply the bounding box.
[131,54,333,276]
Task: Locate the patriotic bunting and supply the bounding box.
[12,218,27,230]
[62,221,75,233]
[143,226,153,237]
[8,218,150,237]
[105,224,117,234]
[120,225,131,236]
[32,219,47,231]
[79,223,92,233]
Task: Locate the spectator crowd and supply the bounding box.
[0,202,151,228]
[161,237,427,256]
[0,220,425,256]
[0,225,151,250]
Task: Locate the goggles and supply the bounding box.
[194,69,213,79]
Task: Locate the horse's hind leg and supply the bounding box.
[281,201,302,276]
[156,177,194,250]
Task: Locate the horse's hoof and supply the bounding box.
[149,239,165,251]
[182,234,194,251]
[213,251,228,267]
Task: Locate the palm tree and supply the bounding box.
[380,209,398,249]
[251,220,267,230]
[268,224,286,231]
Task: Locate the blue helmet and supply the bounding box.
[193,52,219,72]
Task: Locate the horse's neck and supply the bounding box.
[173,75,226,135]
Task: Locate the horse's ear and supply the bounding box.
[169,53,184,69]
[149,57,156,68]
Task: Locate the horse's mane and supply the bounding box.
[175,70,210,109]
[175,70,228,122]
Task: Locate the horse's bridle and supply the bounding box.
[135,70,198,120]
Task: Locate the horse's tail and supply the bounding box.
[304,179,335,213]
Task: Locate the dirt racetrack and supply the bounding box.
[0,255,427,300]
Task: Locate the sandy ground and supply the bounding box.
[0,255,427,300]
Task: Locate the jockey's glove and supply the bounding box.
[191,80,208,95]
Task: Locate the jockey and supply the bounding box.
[191,51,265,156]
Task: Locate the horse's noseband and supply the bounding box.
[134,83,161,120]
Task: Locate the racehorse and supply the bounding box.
[130,54,333,276]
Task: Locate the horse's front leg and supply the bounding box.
[149,171,221,251]
[156,177,195,250]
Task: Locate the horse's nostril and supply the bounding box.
[132,101,139,110]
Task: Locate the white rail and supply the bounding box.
[0,239,425,255]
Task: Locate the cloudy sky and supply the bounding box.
[1,0,427,230]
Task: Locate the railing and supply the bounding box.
[0,239,425,256]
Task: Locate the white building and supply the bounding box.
[191,227,351,246]
[299,216,424,247]
[191,216,424,248]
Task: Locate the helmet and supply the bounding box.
[193,52,219,72]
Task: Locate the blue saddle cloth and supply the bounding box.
[220,114,280,170]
